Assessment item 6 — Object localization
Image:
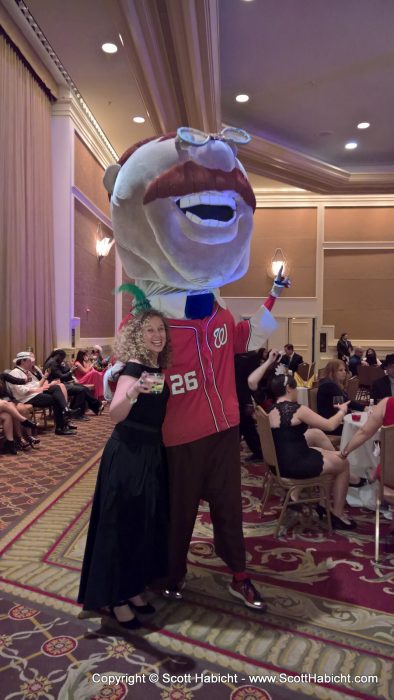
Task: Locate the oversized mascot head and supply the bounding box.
[104,126,256,290]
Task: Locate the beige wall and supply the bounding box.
[222,208,316,298]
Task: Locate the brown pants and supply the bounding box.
[165,426,246,586]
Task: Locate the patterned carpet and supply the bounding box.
[1,412,393,700]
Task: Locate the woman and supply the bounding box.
[317,360,365,435]
[73,350,104,400]
[78,309,171,629]
[248,348,281,410]
[0,400,37,453]
[337,333,353,363]
[267,373,355,530]
[362,348,382,367]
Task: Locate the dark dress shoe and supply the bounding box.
[77,415,90,422]
[55,428,75,436]
[127,601,155,615]
[110,607,142,630]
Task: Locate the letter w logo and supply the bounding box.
[213,323,228,349]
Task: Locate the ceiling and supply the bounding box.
[6,0,394,192]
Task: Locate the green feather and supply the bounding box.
[115,284,151,313]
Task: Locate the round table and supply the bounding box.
[340,412,380,478]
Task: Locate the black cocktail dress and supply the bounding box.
[78,362,169,610]
[270,401,323,478]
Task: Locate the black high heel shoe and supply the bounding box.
[27,435,40,447]
[330,513,356,530]
[110,605,142,630]
[349,478,368,488]
[21,419,37,431]
[127,600,156,615]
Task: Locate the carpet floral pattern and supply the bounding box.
[0,425,393,699]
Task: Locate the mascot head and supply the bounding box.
[104,126,256,290]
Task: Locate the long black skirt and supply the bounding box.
[78,431,168,610]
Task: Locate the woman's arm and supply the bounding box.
[248,349,280,391]
[341,398,387,457]
[109,370,156,424]
[296,403,348,432]
[74,361,89,375]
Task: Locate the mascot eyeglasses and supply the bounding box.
[176,126,251,148]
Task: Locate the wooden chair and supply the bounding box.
[374,424,394,564]
[345,375,360,401]
[308,362,316,381]
[255,406,333,536]
[296,362,310,382]
[357,364,385,389]
[32,405,53,430]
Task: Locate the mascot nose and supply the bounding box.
[191,139,236,172]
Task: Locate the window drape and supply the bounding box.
[0,33,56,370]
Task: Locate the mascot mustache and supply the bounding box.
[143,160,256,212]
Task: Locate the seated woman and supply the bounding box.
[248,348,281,410]
[73,350,104,400]
[0,373,39,449]
[0,399,37,453]
[362,348,382,367]
[267,374,355,530]
[317,360,365,435]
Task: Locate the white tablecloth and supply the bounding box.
[340,412,380,478]
[296,387,309,406]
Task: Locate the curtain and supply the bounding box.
[0,33,56,370]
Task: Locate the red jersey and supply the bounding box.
[162,304,251,446]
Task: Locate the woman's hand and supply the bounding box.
[135,371,156,394]
[336,400,350,414]
[267,349,281,365]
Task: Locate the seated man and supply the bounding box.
[280,343,303,373]
[348,347,363,376]
[44,349,103,419]
[371,353,394,401]
[6,352,74,436]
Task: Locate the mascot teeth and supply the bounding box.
[176,190,236,227]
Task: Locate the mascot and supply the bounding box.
[104,126,290,610]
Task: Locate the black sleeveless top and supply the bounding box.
[269,401,323,479]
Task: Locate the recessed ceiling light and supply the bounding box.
[132,116,145,124]
[357,122,370,129]
[236,94,249,103]
[345,141,358,150]
[101,43,118,54]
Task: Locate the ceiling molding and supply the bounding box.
[238,132,394,195]
[254,191,394,206]
[52,91,117,168]
[117,0,220,133]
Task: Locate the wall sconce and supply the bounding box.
[270,248,287,277]
[96,236,115,262]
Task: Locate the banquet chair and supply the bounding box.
[255,406,333,536]
[345,375,360,401]
[308,362,316,380]
[296,363,309,382]
[374,424,394,564]
[357,364,384,389]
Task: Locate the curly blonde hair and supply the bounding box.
[113,310,171,368]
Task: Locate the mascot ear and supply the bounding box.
[103,164,121,195]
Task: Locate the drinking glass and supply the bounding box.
[150,372,165,394]
[332,395,343,407]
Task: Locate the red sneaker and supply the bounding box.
[228,578,267,611]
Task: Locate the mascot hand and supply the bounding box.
[270,265,291,298]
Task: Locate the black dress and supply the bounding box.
[78,362,169,611]
[269,401,323,478]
